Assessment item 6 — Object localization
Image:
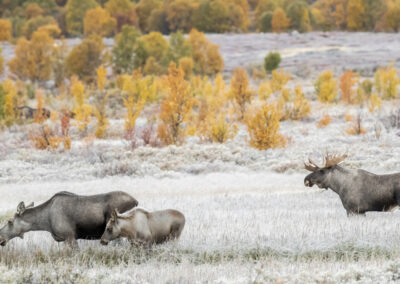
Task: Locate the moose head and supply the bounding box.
[304,153,347,189]
[100,209,121,245]
[0,201,34,246]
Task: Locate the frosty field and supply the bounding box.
[2,98,400,283]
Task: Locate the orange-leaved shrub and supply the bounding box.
[346,113,366,135]
[33,91,48,124]
[29,124,62,150]
[339,70,358,104]
[317,114,331,128]
[230,67,252,120]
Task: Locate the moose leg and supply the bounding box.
[170,222,184,240]
[66,237,78,249]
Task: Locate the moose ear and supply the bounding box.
[111,209,118,221]
[17,202,25,215]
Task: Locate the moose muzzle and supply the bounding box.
[304,178,313,187]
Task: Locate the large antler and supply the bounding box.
[324,153,347,168]
[304,157,320,172]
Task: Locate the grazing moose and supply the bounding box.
[0,191,138,248]
[100,208,185,247]
[17,106,51,120]
[304,153,400,216]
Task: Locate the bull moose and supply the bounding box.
[100,208,185,247]
[0,191,138,248]
[304,153,400,216]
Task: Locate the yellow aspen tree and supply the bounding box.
[71,78,92,133]
[315,70,338,103]
[271,69,290,93]
[271,8,290,33]
[122,70,149,133]
[187,29,224,76]
[0,19,12,41]
[259,81,272,101]
[3,80,17,126]
[8,31,54,83]
[245,103,286,150]
[84,7,116,37]
[195,74,229,141]
[179,57,194,79]
[34,91,47,124]
[93,65,109,138]
[333,3,346,29]
[207,112,237,143]
[374,64,399,99]
[280,85,310,121]
[367,94,382,112]
[383,0,400,32]
[291,85,311,120]
[158,63,194,145]
[346,0,365,31]
[37,24,62,38]
[230,67,252,120]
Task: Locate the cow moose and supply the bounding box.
[304,153,400,216]
[0,191,138,248]
[100,208,185,247]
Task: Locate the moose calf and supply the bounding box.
[100,208,185,247]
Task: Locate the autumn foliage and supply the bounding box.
[315,70,338,103]
[374,63,399,99]
[245,103,286,150]
[66,36,105,83]
[271,8,290,33]
[230,68,252,120]
[84,7,116,37]
[0,19,12,41]
[158,63,194,145]
[187,29,224,76]
[339,71,358,104]
[71,78,92,133]
[8,31,54,83]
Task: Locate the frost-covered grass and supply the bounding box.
[2,174,400,283]
[2,101,400,282]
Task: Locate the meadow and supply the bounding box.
[2,94,400,282]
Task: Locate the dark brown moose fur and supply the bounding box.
[304,154,400,216]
